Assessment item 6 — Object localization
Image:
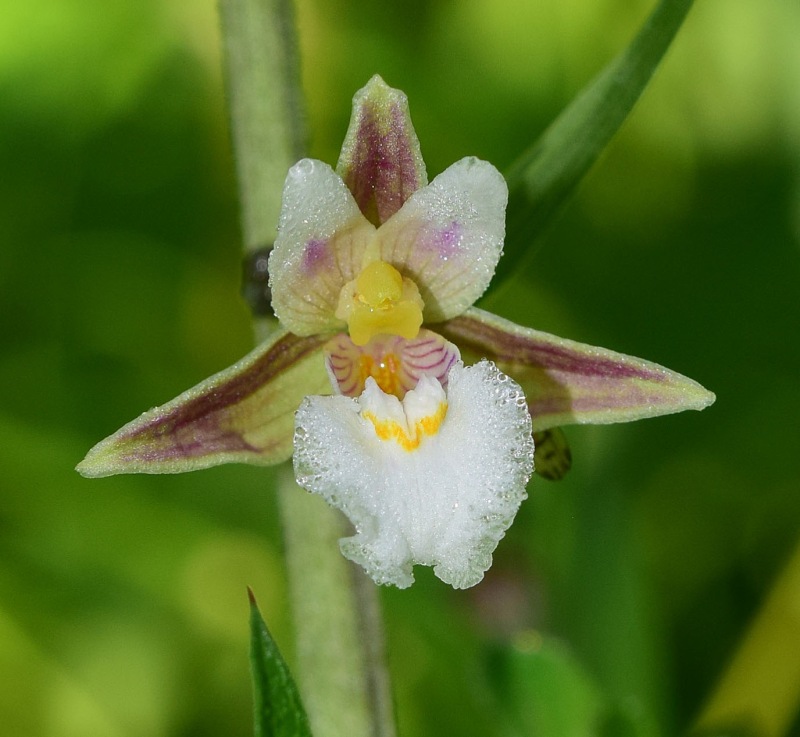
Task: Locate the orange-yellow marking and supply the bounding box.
[359,352,403,397]
[362,402,448,451]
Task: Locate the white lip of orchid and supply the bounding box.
[293,360,534,589]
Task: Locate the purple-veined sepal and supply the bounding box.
[76,330,330,477]
[438,307,715,431]
[336,74,428,227]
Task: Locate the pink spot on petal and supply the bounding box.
[427,221,462,259]
[302,239,333,274]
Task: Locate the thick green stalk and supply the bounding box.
[218,2,394,736]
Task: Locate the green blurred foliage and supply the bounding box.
[2,0,800,736]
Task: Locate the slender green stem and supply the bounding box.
[278,468,395,737]
[219,0,304,254]
[218,2,395,736]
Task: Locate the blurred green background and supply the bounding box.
[2,0,799,735]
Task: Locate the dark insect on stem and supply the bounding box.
[242,245,275,317]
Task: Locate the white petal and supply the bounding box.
[269,159,377,336]
[376,157,508,322]
[293,360,534,589]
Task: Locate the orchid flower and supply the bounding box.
[78,75,714,589]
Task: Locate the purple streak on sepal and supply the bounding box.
[438,307,715,431]
[337,75,427,226]
[77,331,331,477]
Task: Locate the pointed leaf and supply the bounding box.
[336,74,428,226]
[438,307,714,432]
[496,0,694,287]
[76,330,330,477]
[249,589,314,737]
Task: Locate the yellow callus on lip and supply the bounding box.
[362,401,447,452]
[336,260,424,346]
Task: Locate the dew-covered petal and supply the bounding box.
[76,330,330,477]
[324,329,460,399]
[269,158,377,336]
[336,74,428,226]
[438,307,715,431]
[377,157,507,322]
[293,360,534,589]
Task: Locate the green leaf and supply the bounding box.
[249,588,314,737]
[488,633,605,737]
[496,0,694,287]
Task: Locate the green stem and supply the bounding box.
[218,2,395,736]
[219,0,304,253]
[278,469,395,737]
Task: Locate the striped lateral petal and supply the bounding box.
[76,330,330,477]
[438,307,715,432]
[324,329,460,399]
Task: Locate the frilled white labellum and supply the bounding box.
[293,360,534,589]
